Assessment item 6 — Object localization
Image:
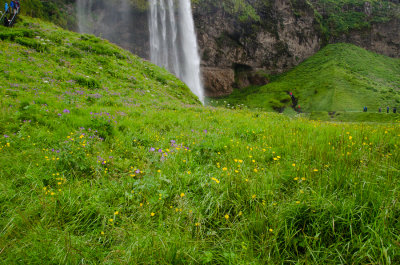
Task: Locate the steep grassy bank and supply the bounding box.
[1,18,400,264]
[211,43,400,114]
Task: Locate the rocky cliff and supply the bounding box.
[193,0,400,97]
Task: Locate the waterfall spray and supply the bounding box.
[149,0,204,103]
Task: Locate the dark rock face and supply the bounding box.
[194,0,322,96]
[330,21,400,58]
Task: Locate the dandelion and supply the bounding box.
[101,231,105,235]
[114,211,119,215]
[349,136,353,140]
[253,168,258,173]
[296,201,300,204]
[294,177,299,181]
[292,163,296,167]
[222,167,227,171]
[269,229,273,232]
[224,214,229,220]
[151,212,155,217]
[301,177,306,181]
[252,194,256,199]
[109,218,113,222]
[195,222,200,226]
[238,211,242,216]
[313,169,318,172]
[180,193,185,198]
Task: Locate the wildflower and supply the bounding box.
[296,201,300,204]
[224,214,229,220]
[101,231,105,235]
[180,193,185,198]
[349,136,353,140]
[63,109,70,114]
[269,229,273,232]
[313,169,318,172]
[301,177,306,181]
[211,177,220,184]
[253,168,258,173]
[292,163,296,167]
[109,218,113,222]
[149,147,155,152]
[151,212,155,217]
[294,177,299,181]
[195,222,200,226]
[252,194,256,199]
[238,211,242,216]
[222,167,227,171]
[114,211,119,215]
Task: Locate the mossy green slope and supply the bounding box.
[0,16,200,110]
[213,43,400,112]
[1,18,400,264]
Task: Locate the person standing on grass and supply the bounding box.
[379,107,382,113]
[394,107,397,114]
[387,106,390,113]
[4,2,9,14]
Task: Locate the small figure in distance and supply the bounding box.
[387,106,390,113]
[379,107,382,113]
[9,0,15,16]
[394,107,397,114]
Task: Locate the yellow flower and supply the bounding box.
[211,177,220,184]
[313,169,318,172]
[252,194,256,199]
[195,222,200,226]
[114,211,119,215]
[292,163,296,167]
[109,218,113,222]
[301,177,306,181]
[101,231,105,235]
[222,167,227,171]
[224,214,229,220]
[294,177,299,181]
[151,212,155,217]
[238,211,243,216]
[349,136,353,140]
[269,229,273,232]
[180,193,185,197]
[253,168,258,172]
[296,201,300,204]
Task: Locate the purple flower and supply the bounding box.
[135,169,140,174]
[4,135,9,138]
[204,130,208,134]
[149,147,155,152]
[63,109,70,114]
[158,149,162,153]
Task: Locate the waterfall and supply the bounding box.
[149,0,204,103]
[76,0,94,34]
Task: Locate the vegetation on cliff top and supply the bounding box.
[309,0,400,37]
[212,43,400,115]
[1,17,400,264]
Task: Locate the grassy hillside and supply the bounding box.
[211,43,400,114]
[1,18,400,264]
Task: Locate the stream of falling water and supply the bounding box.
[149,0,204,103]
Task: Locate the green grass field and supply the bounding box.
[211,43,400,115]
[1,17,400,264]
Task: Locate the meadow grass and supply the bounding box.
[0,17,400,264]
